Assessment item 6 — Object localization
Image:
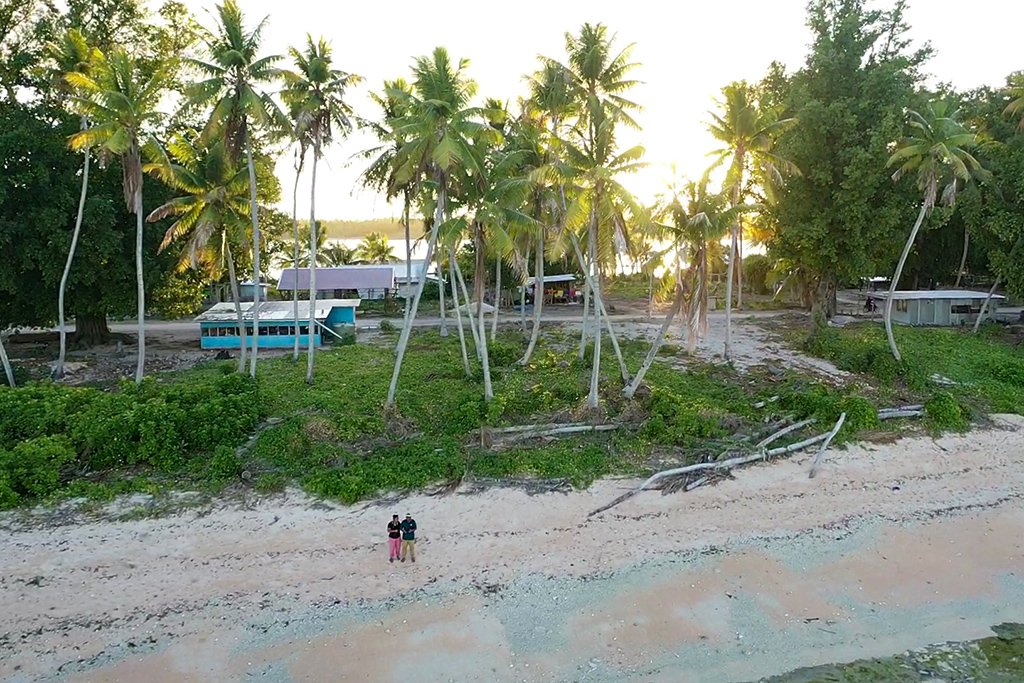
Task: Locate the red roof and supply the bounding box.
[277,267,395,291]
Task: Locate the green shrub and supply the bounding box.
[642,388,728,445]
[837,395,881,436]
[0,435,77,498]
[926,391,970,431]
[206,445,243,482]
[0,469,20,509]
[488,338,522,367]
[378,319,395,333]
[255,473,287,493]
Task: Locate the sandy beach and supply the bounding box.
[2,414,1024,682]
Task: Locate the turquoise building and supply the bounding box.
[194,299,360,349]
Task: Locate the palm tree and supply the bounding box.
[384,47,499,410]
[281,35,360,384]
[1005,73,1024,128]
[287,132,309,361]
[884,99,987,361]
[146,133,251,373]
[359,78,416,317]
[187,0,288,378]
[356,231,396,263]
[49,29,101,380]
[707,82,796,359]
[322,243,359,266]
[68,49,168,385]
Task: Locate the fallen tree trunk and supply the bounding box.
[878,409,924,420]
[808,412,846,479]
[756,418,816,450]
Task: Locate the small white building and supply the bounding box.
[879,290,1004,327]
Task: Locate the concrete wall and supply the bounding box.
[891,298,996,327]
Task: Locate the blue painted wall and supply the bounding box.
[326,306,356,325]
[199,329,320,350]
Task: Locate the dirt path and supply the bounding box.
[3,415,1024,682]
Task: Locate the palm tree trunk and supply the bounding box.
[973,276,1000,333]
[519,234,544,365]
[625,291,682,398]
[453,253,481,356]
[387,174,445,409]
[56,116,90,380]
[438,245,449,338]
[133,183,145,386]
[306,137,321,384]
[954,227,969,288]
[520,247,529,335]
[245,135,261,378]
[491,257,501,341]
[647,271,653,320]
[736,229,744,310]
[0,330,15,388]
[448,249,471,376]
[403,193,412,319]
[579,271,591,360]
[724,230,738,360]
[475,222,493,401]
[884,199,930,362]
[570,232,630,383]
[225,240,248,373]
[587,216,601,408]
[291,151,303,362]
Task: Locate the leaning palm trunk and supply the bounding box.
[520,247,529,335]
[724,153,744,360]
[0,330,15,388]
[475,223,493,401]
[954,227,969,288]
[56,117,90,380]
[402,194,412,319]
[884,199,930,362]
[569,232,630,383]
[437,247,449,338]
[490,258,501,341]
[625,291,682,398]
[447,249,471,376]
[519,235,544,365]
[387,177,445,409]
[306,138,321,384]
[225,241,248,373]
[578,273,591,360]
[291,152,303,361]
[973,277,1000,333]
[736,231,744,311]
[133,183,146,385]
[245,135,262,378]
[587,218,601,408]
[453,255,481,357]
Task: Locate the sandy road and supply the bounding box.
[2,414,1024,682]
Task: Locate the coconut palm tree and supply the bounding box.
[146,133,251,373]
[187,0,288,378]
[884,99,987,361]
[707,82,796,359]
[67,49,169,385]
[1005,73,1024,128]
[356,231,396,263]
[384,47,499,410]
[322,243,359,267]
[281,35,360,384]
[359,78,416,317]
[49,28,101,380]
[286,130,310,361]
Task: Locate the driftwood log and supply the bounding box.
[808,412,847,479]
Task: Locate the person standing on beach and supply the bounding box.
[387,514,402,563]
[400,513,417,563]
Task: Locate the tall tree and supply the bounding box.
[1005,73,1024,129]
[707,81,796,359]
[187,0,287,377]
[385,47,498,410]
[281,35,360,384]
[884,99,986,361]
[67,48,169,384]
[356,231,396,263]
[146,133,251,373]
[767,0,927,322]
[48,28,101,379]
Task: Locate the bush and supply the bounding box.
[743,254,773,296]
[926,391,970,431]
[0,469,20,509]
[642,388,728,445]
[206,445,243,482]
[378,319,395,333]
[0,435,77,498]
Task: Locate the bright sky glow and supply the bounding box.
[182,0,1023,222]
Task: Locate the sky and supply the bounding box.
[180,0,1023,222]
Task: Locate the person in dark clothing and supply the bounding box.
[387,514,402,563]
[400,513,417,563]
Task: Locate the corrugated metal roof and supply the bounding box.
[194,299,360,323]
[525,274,577,286]
[878,290,1005,301]
[277,267,394,291]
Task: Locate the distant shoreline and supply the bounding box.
[319,218,425,241]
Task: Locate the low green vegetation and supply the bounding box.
[0,328,914,511]
[804,323,1024,421]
